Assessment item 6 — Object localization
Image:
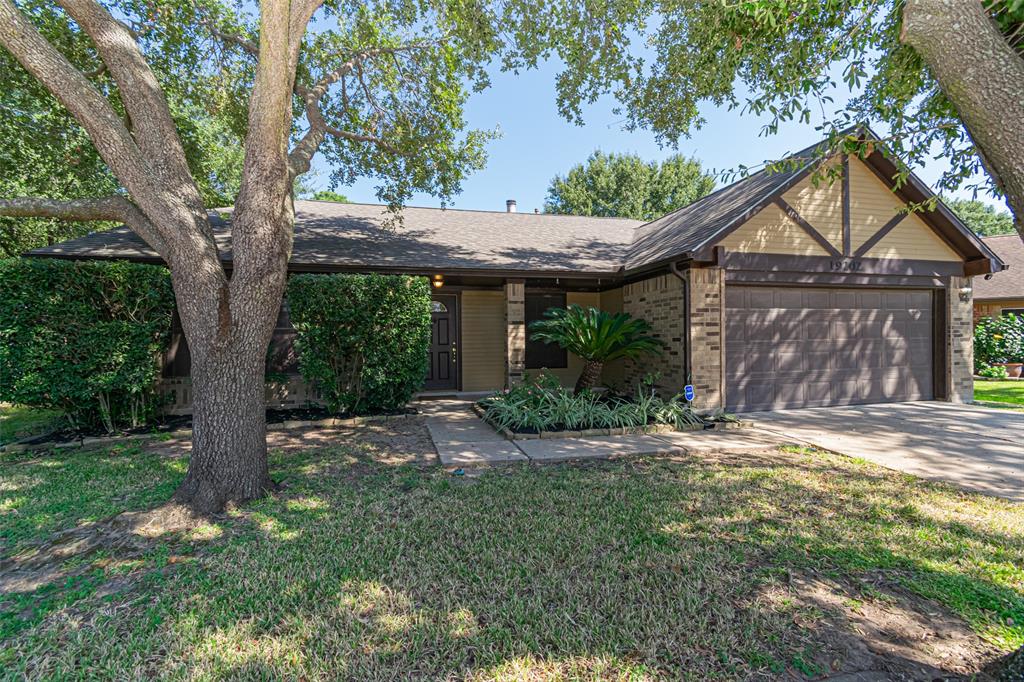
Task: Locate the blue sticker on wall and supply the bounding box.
[683,384,695,402]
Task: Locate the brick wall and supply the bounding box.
[687,268,725,412]
[947,276,974,403]
[622,273,687,395]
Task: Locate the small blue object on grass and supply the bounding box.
[683,384,695,402]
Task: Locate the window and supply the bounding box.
[431,300,448,313]
[525,292,568,369]
[1002,308,1024,317]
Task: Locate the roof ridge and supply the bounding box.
[294,199,643,222]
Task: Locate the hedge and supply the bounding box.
[0,258,175,432]
[975,313,1024,367]
[286,273,431,414]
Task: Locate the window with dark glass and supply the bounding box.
[525,292,568,369]
[1002,308,1024,317]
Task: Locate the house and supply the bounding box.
[973,234,1024,320]
[28,130,1004,413]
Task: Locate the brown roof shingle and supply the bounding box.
[974,234,1024,300]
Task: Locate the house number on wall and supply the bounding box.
[829,259,863,272]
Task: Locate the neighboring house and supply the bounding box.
[973,234,1024,320]
[29,130,1004,413]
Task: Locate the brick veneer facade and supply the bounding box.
[621,273,689,399]
[686,268,725,412]
[505,280,526,386]
[947,276,974,403]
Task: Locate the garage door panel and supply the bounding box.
[725,286,934,412]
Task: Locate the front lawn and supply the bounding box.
[0,404,62,445]
[975,380,1024,406]
[2,428,1022,679]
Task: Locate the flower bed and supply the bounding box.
[476,373,743,440]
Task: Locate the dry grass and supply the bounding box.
[1,423,1022,680]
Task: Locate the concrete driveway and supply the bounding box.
[744,401,1024,502]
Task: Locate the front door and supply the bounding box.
[425,294,458,390]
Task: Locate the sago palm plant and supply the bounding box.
[529,305,664,393]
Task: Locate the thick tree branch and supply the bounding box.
[0,0,145,190]
[902,0,1024,238]
[57,0,198,197]
[0,195,166,255]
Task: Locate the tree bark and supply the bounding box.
[901,0,1024,239]
[575,360,604,393]
[175,338,273,513]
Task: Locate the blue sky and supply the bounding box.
[308,59,1007,215]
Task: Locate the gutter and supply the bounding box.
[668,259,692,385]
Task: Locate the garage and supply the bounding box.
[725,285,936,412]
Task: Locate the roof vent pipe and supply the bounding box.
[506,199,517,213]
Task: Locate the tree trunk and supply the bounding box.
[901,0,1024,238]
[575,360,604,393]
[174,342,272,513]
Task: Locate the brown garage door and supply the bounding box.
[725,286,934,412]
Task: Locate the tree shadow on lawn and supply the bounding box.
[2,432,1022,680]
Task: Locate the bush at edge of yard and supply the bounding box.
[0,258,174,432]
[975,313,1024,368]
[287,273,431,414]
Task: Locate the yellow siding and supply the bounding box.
[719,203,830,256]
[849,158,961,261]
[460,290,505,392]
[780,169,843,249]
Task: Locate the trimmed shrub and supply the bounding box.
[0,258,174,432]
[975,313,1024,367]
[287,273,431,414]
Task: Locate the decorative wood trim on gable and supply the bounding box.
[853,213,908,258]
[773,197,843,258]
[842,154,851,256]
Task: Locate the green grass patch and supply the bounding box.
[0,404,62,445]
[1,441,1022,679]
[974,380,1024,406]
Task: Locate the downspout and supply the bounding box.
[668,260,691,384]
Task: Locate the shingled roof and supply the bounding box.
[30,202,642,275]
[974,234,1024,300]
[27,129,1004,277]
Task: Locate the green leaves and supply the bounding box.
[975,314,1024,367]
[286,273,430,414]
[529,304,664,363]
[0,258,174,431]
[947,198,1016,236]
[545,151,715,220]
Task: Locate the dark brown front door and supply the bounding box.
[725,286,934,412]
[425,294,458,390]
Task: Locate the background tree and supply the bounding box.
[947,198,1016,237]
[540,0,1024,239]
[0,0,531,513]
[544,152,714,221]
[310,190,350,203]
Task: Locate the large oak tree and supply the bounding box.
[0,0,533,512]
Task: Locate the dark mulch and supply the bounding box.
[13,405,419,447]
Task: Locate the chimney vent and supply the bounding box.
[506,199,517,213]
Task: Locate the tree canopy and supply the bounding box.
[310,190,350,203]
[947,198,1016,237]
[544,152,714,221]
[541,0,1024,235]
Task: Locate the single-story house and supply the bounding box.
[973,234,1024,320]
[28,129,1005,413]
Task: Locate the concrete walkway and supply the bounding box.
[746,401,1024,502]
[420,399,786,468]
